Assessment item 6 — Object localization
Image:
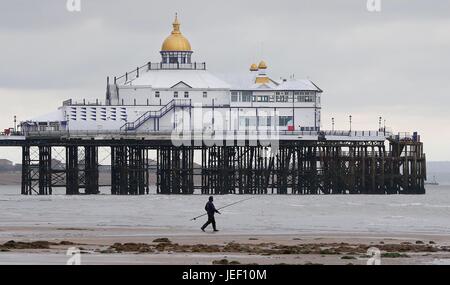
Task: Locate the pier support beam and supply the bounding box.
[66,146,79,195]
[111,145,149,195]
[38,146,52,195]
[157,145,194,194]
[84,146,99,194]
[21,145,34,195]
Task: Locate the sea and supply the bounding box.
[0,184,449,236]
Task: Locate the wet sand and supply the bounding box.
[1,226,449,265]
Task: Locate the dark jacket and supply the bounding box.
[205,201,219,216]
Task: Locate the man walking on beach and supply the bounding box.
[201,196,221,232]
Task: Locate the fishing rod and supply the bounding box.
[190,197,256,221]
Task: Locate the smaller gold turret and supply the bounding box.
[258,60,267,70]
[250,63,258,72]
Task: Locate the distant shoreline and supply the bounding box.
[0,171,202,187]
[0,171,22,185]
[0,172,113,186]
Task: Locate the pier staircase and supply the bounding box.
[120,99,191,131]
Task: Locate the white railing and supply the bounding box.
[114,62,207,85]
[19,129,391,139]
[323,130,389,137]
[63,99,104,106]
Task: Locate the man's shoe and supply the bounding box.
[201,228,205,232]
[214,229,219,232]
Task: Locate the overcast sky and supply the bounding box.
[0,0,449,162]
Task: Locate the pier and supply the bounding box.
[0,130,426,195]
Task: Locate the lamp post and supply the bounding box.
[349,115,352,132]
[13,115,16,133]
[66,114,70,132]
[332,117,335,132]
[378,116,382,131]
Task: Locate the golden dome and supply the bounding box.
[250,63,258,71]
[258,60,267,69]
[161,14,192,52]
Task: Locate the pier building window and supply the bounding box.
[278,116,293,126]
[296,95,314,102]
[203,92,208,98]
[161,51,193,65]
[174,91,178,98]
[155,91,160,98]
[241,91,253,102]
[257,96,269,102]
[231,92,238,102]
[241,95,251,102]
[39,123,47,131]
[184,92,189,98]
[276,95,289,102]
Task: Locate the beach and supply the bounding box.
[1,185,449,265]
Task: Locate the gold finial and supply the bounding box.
[250,63,258,72]
[172,13,180,34]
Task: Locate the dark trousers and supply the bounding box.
[201,214,217,231]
